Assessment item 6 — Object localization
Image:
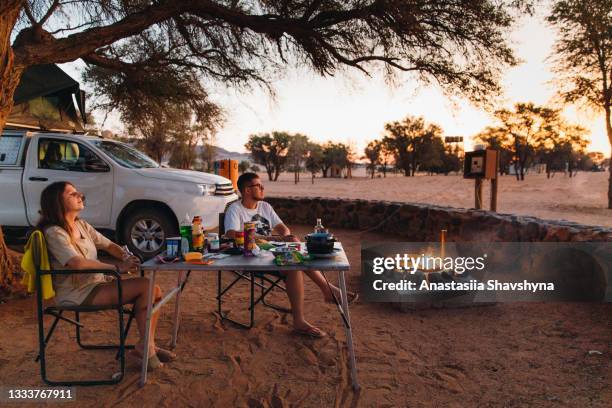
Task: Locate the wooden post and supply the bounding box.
[475,178,483,209]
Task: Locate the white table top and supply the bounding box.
[140,242,350,272]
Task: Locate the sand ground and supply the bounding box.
[263,170,612,227]
[1,225,609,407]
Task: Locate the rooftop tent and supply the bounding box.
[6,64,86,132]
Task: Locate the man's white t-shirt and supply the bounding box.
[224,201,283,236]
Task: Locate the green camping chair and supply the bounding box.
[31,232,137,386]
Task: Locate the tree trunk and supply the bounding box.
[0,0,25,293]
[605,105,612,209]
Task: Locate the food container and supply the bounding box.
[234,231,244,248]
[305,232,336,254]
[207,233,220,252]
[166,237,181,258]
[243,222,257,256]
[184,252,203,262]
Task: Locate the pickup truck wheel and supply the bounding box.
[122,209,177,260]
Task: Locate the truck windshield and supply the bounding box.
[93,140,159,169]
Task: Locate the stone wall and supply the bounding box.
[266,197,612,242]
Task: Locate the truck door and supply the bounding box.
[23,136,114,227]
[0,133,29,225]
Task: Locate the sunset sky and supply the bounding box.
[61,7,611,157]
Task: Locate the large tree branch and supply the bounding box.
[82,51,140,72]
[13,1,191,66]
[13,0,385,67]
[22,1,37,26]
[39,0,60,26]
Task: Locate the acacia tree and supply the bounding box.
[0,0,526,290]
[287,133,310,184]
[379,139,394,177]
[493,103,561,180]
[533,115,589,178]
[383,115,442,176]
[321,142,350,177]
[305,142,323,184]
[364,140,382,178]
[245,132,290,181]
[169,117,221,169]
[83,41,223,166]
[548,0,612,207]
[238,160,250,174]
[200,142,216,172]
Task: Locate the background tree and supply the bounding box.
[0,0,529,292]
[560,125,590,176]
[287,133,310,184]
[245,132,290,181]
[440,144,463,174]
[579,151,606,171]
[364,140,382,178]
[169,119,219,170]
[305,142,323,184]
[383,116,420,176]
[321,142,350,178]
[200,142,216,173]
[84,56,222,166]
[379,139,394,177]
[493,103,559,180]
[414,123,444,174]
[548,0,612,207]
[533,117,590,178]
[383,116,443,176]
[238,160,251,174]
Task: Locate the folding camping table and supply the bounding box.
[138,243,359,390]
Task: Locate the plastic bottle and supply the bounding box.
[314,218,324,234]
[191,216,205,252]
[180,214,192,253]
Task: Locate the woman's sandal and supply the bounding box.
[292,326,327,339]
[130,349,164,370]
[155,347,177,363]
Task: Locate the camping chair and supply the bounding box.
[216,204,291,329]
[31,232,137,386]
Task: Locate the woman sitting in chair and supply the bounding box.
[38,181,174,369]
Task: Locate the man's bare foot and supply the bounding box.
[324,287,358,304]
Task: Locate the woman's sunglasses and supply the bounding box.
[68,191,86,202]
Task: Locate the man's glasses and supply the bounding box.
[247,184,264,190]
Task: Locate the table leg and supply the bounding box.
[171,270,185,348]
[338,271,360,391]
[139,269,157,387]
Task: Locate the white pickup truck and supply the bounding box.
[0,130,238,259]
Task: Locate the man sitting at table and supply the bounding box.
[224,172,358,338]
